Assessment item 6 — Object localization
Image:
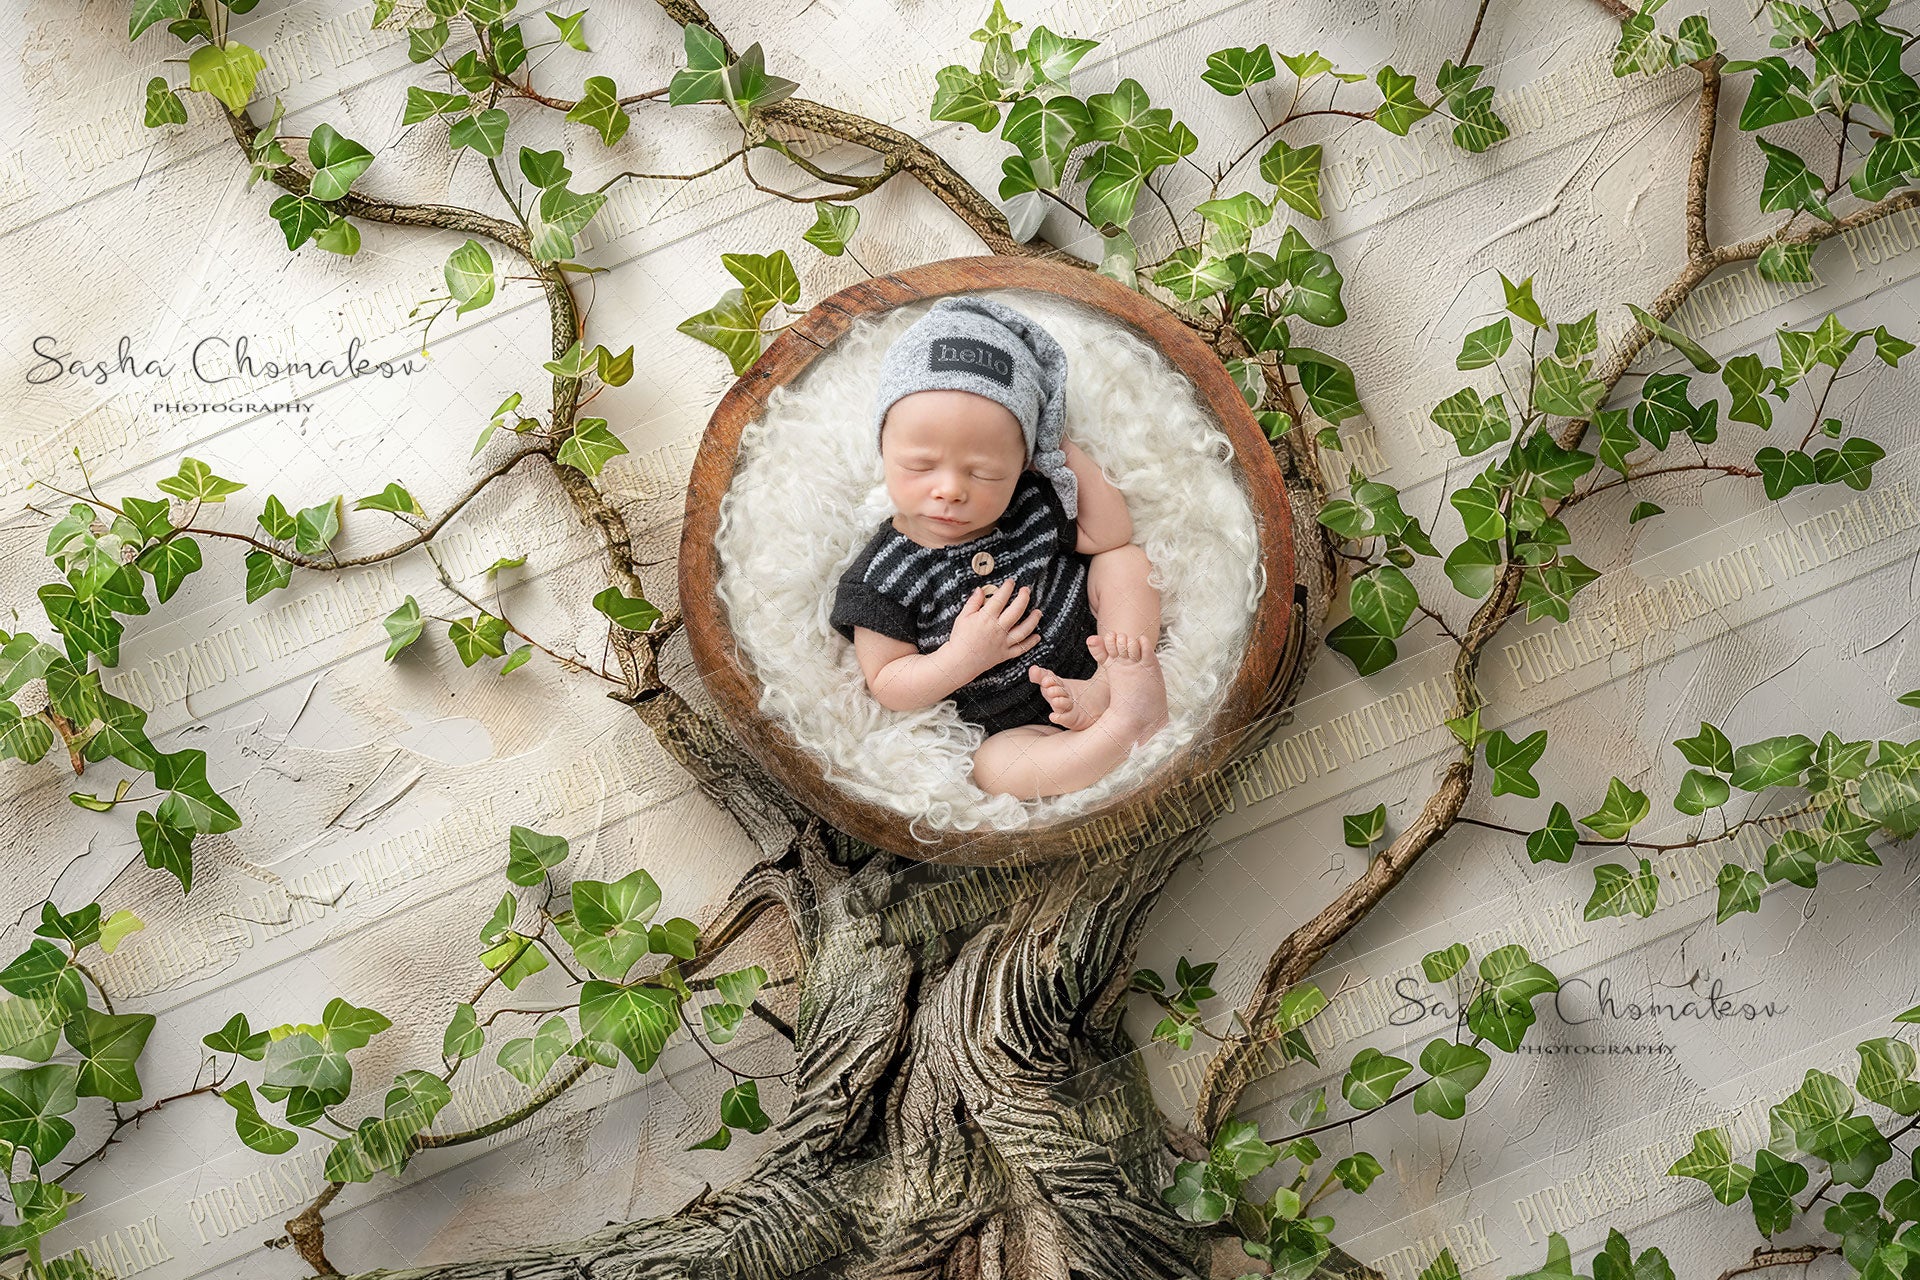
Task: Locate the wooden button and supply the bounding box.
[971,551,995,576]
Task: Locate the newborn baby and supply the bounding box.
[830,296,1167,799]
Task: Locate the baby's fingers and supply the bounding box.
[959,586,985,614]
[1008,607,1043,642]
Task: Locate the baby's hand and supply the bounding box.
[945,579,1042,676]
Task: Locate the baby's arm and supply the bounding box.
[1061,438,1133,555]
[852,581,1043,711]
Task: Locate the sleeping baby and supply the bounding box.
[829,296,1167,800]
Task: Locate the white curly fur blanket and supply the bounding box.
[714,287,1263,844]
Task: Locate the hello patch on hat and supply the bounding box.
[926,336,1016,388]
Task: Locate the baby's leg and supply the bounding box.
[976,635,1168,798]
[1028,544,1163,728]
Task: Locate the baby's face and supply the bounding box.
[880,389,1027,547]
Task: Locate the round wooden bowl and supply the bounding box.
[678,255,1294,866]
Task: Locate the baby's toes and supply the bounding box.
[1086,634,1110,664]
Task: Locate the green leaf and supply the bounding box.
[156,457,245,503]
[669,25,729,105]
[1675,769,1731,815]
[381,597,423,661]
[1756,138,1832,221]
[499,1015,571,1086]
[1431,387,1512,456]
[1289,347,1362,423]
[1450,479,1506,541]
[1349,565,1417,639]
[153,748,241,835]
[222,1080,298,1155]
[0,1066,79,1165]
[1258,138,1323,218]
[1443,538,1502,599]
[292,497,341,556]
[1001,93,1091,188]
[1151,247,1234,302]
[1326,615,1395,675]
[136,810,195,892]
[1756,240,1815,284]
[187,41,265,112]
[1485,728,1548,798]
[569,868,662,981]
[1500,272,1546,327]
[1722,354,1778,429]
[404,86,471,125]
[448,614,509,666]
[578,980,681,1072]
[1626,302,1720,372]
[1343,803,1387,847]
[354,483,423,519]
[1202,44,1276,94]
[1342,1046,1415,1109]
[131,0,192,38]
[1457,316,1512,370]
[720,1079,771,1132]
[440,239,497,318]
[566,76,629,146]
[677,289,764,374]
[1628,500,1663,524]
[548,9,589,50]
[1580,777,1652,839]
[527,183,606,262]
[1813,437,1886,491]
[722,250,801,316]
[1413,1039,1491,1119]
[506,825,569,886]
[1533,357,1606,418]
[408,19,451,63]
[931,65,1003,131]
[557,419,629,477]
[1669,1127,1754,1204]
[1873,325,1915,366]
[306,123,374,202]
[1527,802,1578,863]
[65,1008,155,1103]
[144,76,188,128]
[1729,734,1816,791]
[1614,13,1676,76]
[1373,66,1431,135]
[1733,55,1815,129]
[1585,857,1660,920]
[720,42,799,122]
[1423,943,1471,983]
[443,1003,483,1061]
[205,1012,269,1059]
[123,536,192,613]
[478,933,548,990]
[1755,446,1818,500]
[650,918,700,961]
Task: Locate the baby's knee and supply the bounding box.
[1091,542,1152,578]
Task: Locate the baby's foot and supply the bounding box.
[1029,665,1109,731]
[1095,632,1168,745]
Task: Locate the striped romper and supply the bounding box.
[830,470,1100,736]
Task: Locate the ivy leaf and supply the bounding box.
[145,77,188,128]
[382,597,423,661]
[798,199,864,259]
[1755,446,1817,499]
[131,0,192,38]
[677,289,764,374]
[1343,803,1387,847]
[568,869,662,981]
[592,587,662,634]
[403,86,471,125]
[499,1015,572,1086]
[669,24,729,105]
[1756,240,1815,284]
[548,10,590,51]
[1443,538,1502,599]
[354,483,423,518]
[721,42,800,123]
[1729,734,1816,791]
[65,1008,155,1103]
[1722,354,1777,429]
[449,614,509,666]
[1756,138,1832,221]
[0,1065,80,1165]
[566,76,630,146]
[479,933,548,991]
[1533,357,1606,418]
[205,1012,269,1060]
[293,497,341,557]
[1450,479,1505,541]
[156,457,245,503]
[153,748,241,836]
[223,1081,298,1155]
[721,251,801,316]
[137,536,201,605]
[578,981,681,1072]
[442,1003,483,1061]
[1202,44,1277,94]
[1668,1127,1754,1205]
[1289,347,1362,423]
[408,19,451,63]
[1151,247,1234,302]
[1002,93,1091,188]
[1431,387,1512,455]
[1349,566,1418,639]
[506,825,569,886]
[1372,66,1431,134]
[1730,55,1814,128]
[1628,500,1663,524]
[1325,615,1395,675]
[1675,769,1731,815]
[1580,777,1652,840]
[1413,1039,1491,1119]
[1527,802,1578,863]
[1457,317,1512,370]
[1813,437,1886,491]
[1485,728,1548,798]
[720,1079,771,1133]
[1614,12,1676,76]
[1714,863,1767,923]
[556,419,630,477]
[1500,272,1546,327]
[1585,858,1659,920]
[136,810,195,892]
[187,41,266,112]
[528,183,606,262]
[931,65,1003,131]
[1626,302,1720,372]
[306,124,374,202]
[1259,138,1323,218]
[1342,1046,1414,1109]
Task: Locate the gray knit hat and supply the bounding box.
[870,296,1076,518]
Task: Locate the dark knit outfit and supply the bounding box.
[831,470,1099,735]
